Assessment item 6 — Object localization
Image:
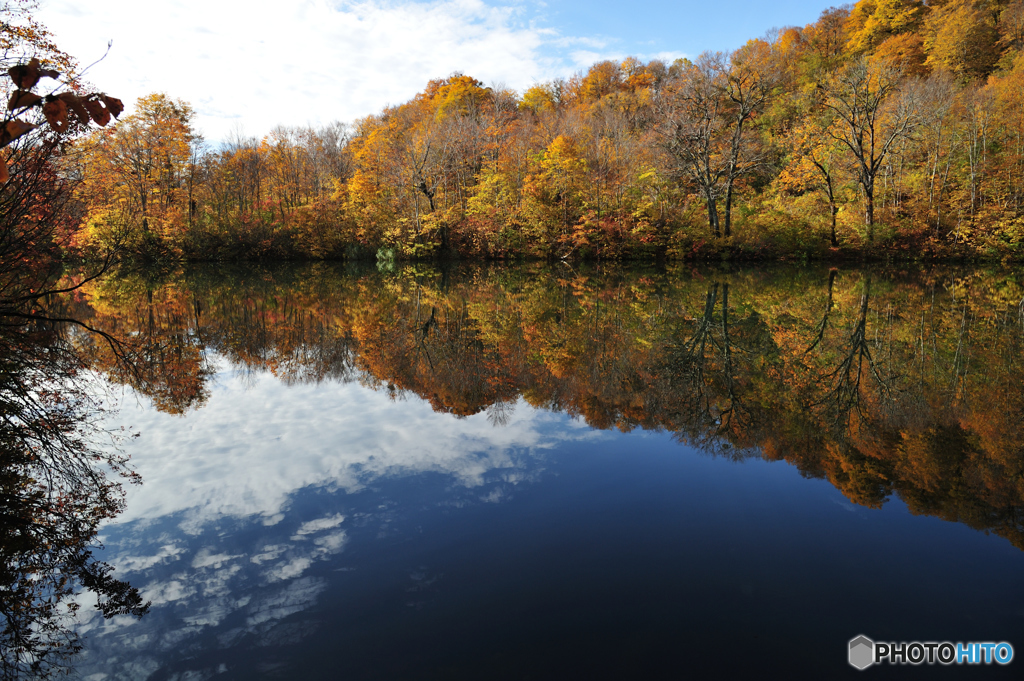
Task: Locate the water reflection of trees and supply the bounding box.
[0,313,149,679]
[77,263,1024,550]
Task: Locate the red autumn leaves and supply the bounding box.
[2,58,124,181]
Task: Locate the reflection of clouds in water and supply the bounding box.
[264,556,313,583]
[78,360,608,678]
[313,531,347,554]
[481,486,509,503]
[196,563,243,599]
[143,579,195,606]
[250,544,288,565]
[78,513,348,677]
[102,353,604,529]
[192,549,243,569]
[116,543,185,572]
[246,577,326,627]
[292,513,345,538]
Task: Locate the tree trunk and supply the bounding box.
[864,181,875,242]
[830,203,838,247]
[825,175,838,247]
[706,192,720,238]
[723,119,744,238]
[417,180,436,212]
[723,180,734,237]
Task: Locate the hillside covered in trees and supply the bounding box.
[61,2,1024,261]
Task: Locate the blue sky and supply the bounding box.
[529,0,829,58]
[36,0,836,141]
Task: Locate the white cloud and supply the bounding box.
[191,548,242,569]
[100,354,605,530]
[291,514,346,539]
[264,556,314,583]
[197,563,244,598]
[143,579,196,606]
[245,577,326,626]
[250,544,290,565]
[313,530,348,555]
[116,543,185,573]
[37,0,584,141]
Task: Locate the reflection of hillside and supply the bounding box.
[75,264,1024,550]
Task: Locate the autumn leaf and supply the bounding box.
[43,99,69,133]
[102,96,124,118]
[8,90,42,111]
[59,93,91,124]
[7,58,41,90]
[0,120,37,147]
[0,156,8,183]
[83,97,111,126]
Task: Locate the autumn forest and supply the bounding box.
[45,0,1024,263]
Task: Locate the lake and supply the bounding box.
[13,262,1024,679]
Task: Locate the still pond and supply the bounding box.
[12,262,1024,679]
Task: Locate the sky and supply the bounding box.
[35,0,834,142]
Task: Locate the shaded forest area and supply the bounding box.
[58,1,1024,262]
[69,263,1024,550]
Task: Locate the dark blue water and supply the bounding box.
[77,363,1023,680]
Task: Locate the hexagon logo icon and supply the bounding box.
[849,635,875,670]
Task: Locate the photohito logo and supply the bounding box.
[848,635,1014,670]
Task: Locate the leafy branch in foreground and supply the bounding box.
[1,57,123,181]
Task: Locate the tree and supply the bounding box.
[1,15,149,671]
[658,47,780,238]
[872,32,929,76]
[524,134,588,251]
[658,56,729,236]
[845,0,926,53]
[923,0,1000,81]
[77,94,198,256]
[719,40,785,236]
[778,117,847,245]
[803,5,853,73]
[819,57,919,236]
[913,72,958,231]
[1,0,123,307]
[998,0,1024,59]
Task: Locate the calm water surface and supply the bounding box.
[63,263,1023,679]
